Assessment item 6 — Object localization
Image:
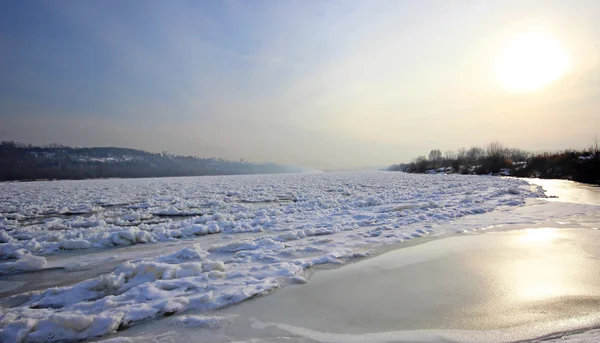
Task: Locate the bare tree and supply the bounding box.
[412,155,429,172]
[415,156,427,163]
[508,148,529,162]
[485,141,510,173]
[486,141,508,160]
[428,149,442,162]
[456,148,467,161]
[590,135,599,159]
[466,146,485,164]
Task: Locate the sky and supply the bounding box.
[1,0,599,170]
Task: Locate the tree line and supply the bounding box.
[0,141,307,181]
[388,138,600,185]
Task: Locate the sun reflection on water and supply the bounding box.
[520,228,557,243]
[509,228,582,302]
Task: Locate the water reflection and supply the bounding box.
[510,261,573,302]
[528,179,600,206]
[509,228,584,302]
[519,227,557,242]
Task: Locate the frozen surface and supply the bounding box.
[105,227,600,343]
[0,173,545,260]
[542,328,600,342]
[0,172,558,342]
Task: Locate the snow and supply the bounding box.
[170,315,230,329]
[0,172,549,342]
[548,329,600,342]
[59,239,92,250]
[0,254,47,273]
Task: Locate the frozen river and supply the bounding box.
[205,228,600,343]
[1,173,599,342]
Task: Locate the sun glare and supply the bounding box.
[520,228,557,243]
[496,33,570,92]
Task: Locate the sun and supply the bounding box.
[495,33,570,92]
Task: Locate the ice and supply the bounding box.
[0,318,36,343]
[0,172,552,342]
[208,238,285,254]
[0,254,47,273]
[97,339,132,343]
[59,239,92,250]
[0,230,12,243]
[0,244,298,341]
[170,315,230,329]
[550,329,600,342]
[157,245,205,263]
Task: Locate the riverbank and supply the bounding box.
[389,143,600,185]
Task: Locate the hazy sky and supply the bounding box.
[1,0,599,169]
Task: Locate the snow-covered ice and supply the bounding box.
[0,172,549,342]
[544,328,600,342]
[0,254,47,274]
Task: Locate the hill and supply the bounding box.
[0,142,309,181]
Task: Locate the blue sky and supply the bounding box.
[1,0,599,169]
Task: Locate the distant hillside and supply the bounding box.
[0,142,309,181]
